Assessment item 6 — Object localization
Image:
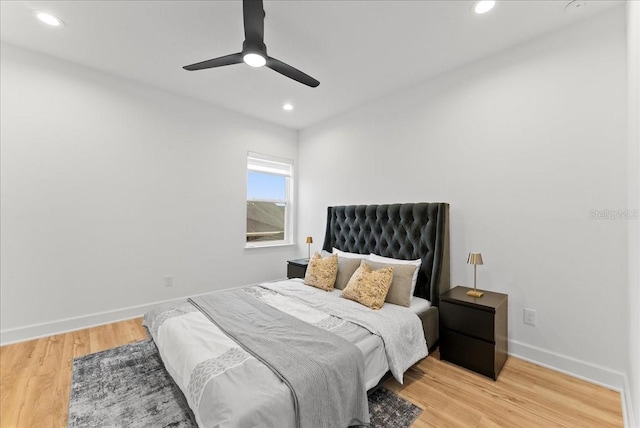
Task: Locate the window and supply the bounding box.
[246,152,293,247]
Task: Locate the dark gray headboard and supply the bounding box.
[322,203,450,306]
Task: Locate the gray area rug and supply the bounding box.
[68,339,422,428]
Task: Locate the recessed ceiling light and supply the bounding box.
[283,103,294,111]
[474,0,496,14]
[35,11,64,27]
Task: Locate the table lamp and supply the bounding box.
[467,252,484,297]
[306,236,313,259]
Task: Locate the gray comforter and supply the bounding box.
[189,289,369,428]
[144,280,427,427]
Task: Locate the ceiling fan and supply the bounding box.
[183,0,319,88]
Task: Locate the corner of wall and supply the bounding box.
[627,1,640,427]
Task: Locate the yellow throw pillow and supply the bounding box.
[304,252,338,291]
[341,262,394,310]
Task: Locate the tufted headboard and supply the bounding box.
[322,203,450,306]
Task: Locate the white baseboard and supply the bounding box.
[0,281,262,346]
[0,296,183,346]
[621,376,637,428]
[510,339,635,428]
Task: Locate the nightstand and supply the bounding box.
[439,286,508,380]
[287,258,309,279]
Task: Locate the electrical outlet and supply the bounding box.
[523,308,536,326]
[164,275,173,287]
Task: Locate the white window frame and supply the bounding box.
[245,152,294,248]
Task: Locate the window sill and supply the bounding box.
[245,242,296,250]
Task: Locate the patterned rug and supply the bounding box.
[68,339,422,428]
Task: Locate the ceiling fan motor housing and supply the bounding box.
[242,40,267,57]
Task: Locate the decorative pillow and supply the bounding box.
[304,252,338,291]
[334,257,362,290]
[341,262,394,310]
[365,260,417,307]
[369,254,421,298]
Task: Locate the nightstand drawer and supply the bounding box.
[440,329,496,379]
[440,301,495,342]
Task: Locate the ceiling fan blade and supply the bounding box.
[266,57,320,88]
[183,53,243,71]
[243,0,264,44]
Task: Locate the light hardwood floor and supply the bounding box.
[0,318,623,427]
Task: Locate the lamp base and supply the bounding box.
[466,289,484,298]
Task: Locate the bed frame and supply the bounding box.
[322,202,450,351]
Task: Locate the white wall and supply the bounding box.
[627,1,640,425]
[0,44,298,343]
[299,5,630,395]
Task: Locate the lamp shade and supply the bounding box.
[305,236,313,244]
[467,252,483,265]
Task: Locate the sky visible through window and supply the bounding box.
[247,171,286,201]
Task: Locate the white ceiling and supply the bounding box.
[0,0,622,130]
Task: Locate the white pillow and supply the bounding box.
[369,253,421,298]
[332,248,370,259]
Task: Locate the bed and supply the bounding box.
[143,202,450,428]
[322,203,450,351]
